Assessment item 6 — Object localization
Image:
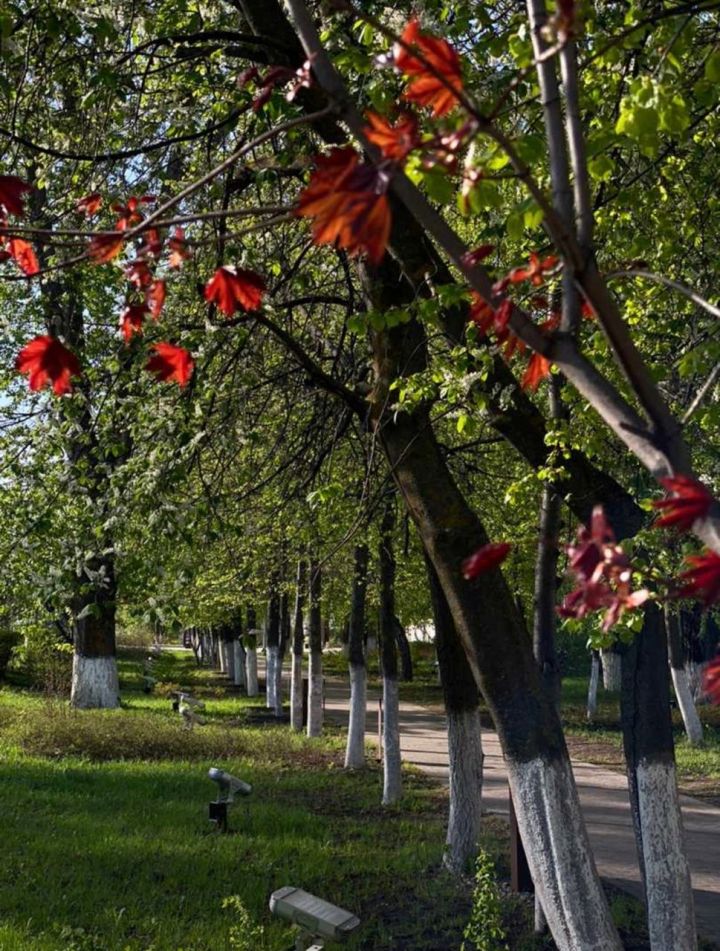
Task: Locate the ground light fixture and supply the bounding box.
[269,886,361,949]
[207,766,252,832]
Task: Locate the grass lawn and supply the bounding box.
[0,648,476,951]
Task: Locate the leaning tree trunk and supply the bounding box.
[266,581,281,714]
[307,559,323,738]
[424,551,482,873]
[345,543,369,769]
[245,605,259,698]
[666,605,703,746]
[360,277,622,947]
[394,617,413,682]
[290,559,306,731]
[379,499,402,806]
[621,604,697,951]
[531,421,563,932]
[71,555,120,709]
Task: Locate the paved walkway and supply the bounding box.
[322,678,720,946]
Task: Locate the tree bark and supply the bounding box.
[266,579,281,714]
[245,605,259,697]
[379,498,402,806]
[424,551,482,873]
[70,554,119,709]
[621,604,696,951]
[666,605,703,745]
[587,651,600,721]
[307,558,323,737]
[290,559,306,731]
[601,647,622,691]
[345,543,369,769]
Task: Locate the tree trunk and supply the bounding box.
[379,499,402,805]
[71,555,120,709]
[621,604,696,951]
[666,605,703,746]
[394,617,413,681]
[367,333,619,947]
[245,605,259,697]
[425,552,482,873]
[277,586,291,716]
[345,544,369,769]
[266,581,281,714]
[290,559,306,731]
[601,648,622,691]
[307,559,323,737]
[587,651,600,721]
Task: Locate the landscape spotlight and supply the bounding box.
[269,886,360,948]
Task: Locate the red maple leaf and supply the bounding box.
[462,244,495,268]
[702,656,720,705]
[76,193,103,216]
[509,252,559,287]
[461,541,511,579]
[147,280,166,320]
[204,266,266,316]
[394,19,464,117]
[119,303,148,343]
[652,475,714,533]
[146,342,194,386]
[7,237,39,275]
[364,111,420,163]
[521,352,551,392]
[167,227,191,268]
[139,227,163,260]
[15,334,81,395]
[677,550,720,606]
[89,232,124,264]
[125,260,153,289]
[560,506,649,631]
[112,195,154,231]
[296,147,391,265]
[0,175,31,217]
[469,293,495,335]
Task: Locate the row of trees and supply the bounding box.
[2,1,720,947]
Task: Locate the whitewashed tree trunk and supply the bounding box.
[671,665,704,746]
[345,663,367,769]
[587,651,600,720]
[266,646,278,711]
[245,636,259,697]
[382,677,402,805]
[666,606,703,746]
[290,559,306,732]
[218,635,227,673]
[444,707,483,871]
[637,760,697,951]
[71,655,120,709]
[307,650,323,737]
[233,640,245,688]
[601,648,622,691]
[290,651,303,730]
[509,755,622,950]
[273,648,283,717]
[225,635,235,681]
[307,559,323,737]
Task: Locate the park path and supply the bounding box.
[319,677,720,946]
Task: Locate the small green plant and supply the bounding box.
[462,850,509,951]
[222,896,266,951]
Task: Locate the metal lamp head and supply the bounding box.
[208,767,252,803]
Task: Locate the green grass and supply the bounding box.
[0,648,473,951]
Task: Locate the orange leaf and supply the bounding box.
[147,279,167,320]
[89,232,124,264]
[8,237,39,275]
[146,342,194,387]
[297,147,391,265]
[77,193,103,216]
[364,111,419,163]
[15,334,81,395]
[521,352,551,392]
[204,266,266,317]
[394,19,463,117]
[119,303,148,343]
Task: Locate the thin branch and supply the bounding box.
[606,269,720,322]
[683,362,720,424]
